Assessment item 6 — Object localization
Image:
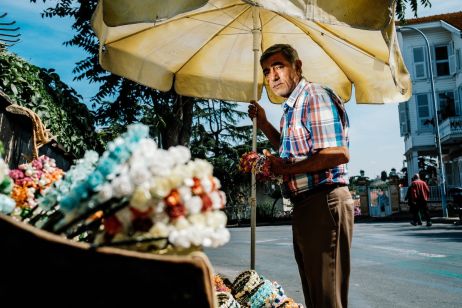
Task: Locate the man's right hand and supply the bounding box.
[248,100,267,128]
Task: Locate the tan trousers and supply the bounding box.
[291,186,354,308]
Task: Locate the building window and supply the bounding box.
[434,45,450,76]
[437,91,455,121]
[416,94,433,132]
[412,46,426,79]
[398,102,410,136]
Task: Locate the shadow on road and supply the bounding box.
[398,227,462,243]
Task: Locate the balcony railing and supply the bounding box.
[440,115,462,143]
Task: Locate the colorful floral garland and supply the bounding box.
[34,124,231,251]
[239,151,282,184]
[8,155,64,219]
[56,124,149,227]
[95,137,230,249]
[38,150,99,211]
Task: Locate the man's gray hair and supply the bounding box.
[412,173,420,181]
[260,44,300,66]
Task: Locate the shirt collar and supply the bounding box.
[284,77,307,109]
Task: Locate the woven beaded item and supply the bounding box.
[217,292,241,308]
[249,279,273,308]
[263,281,289,308]
[233,270,261,297]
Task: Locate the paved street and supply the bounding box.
[205,222,462,307]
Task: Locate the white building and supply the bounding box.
[397,12,462,188]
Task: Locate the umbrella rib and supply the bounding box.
[272,12,355,85]
[104,3,249,46]
[314,22,389,65]
[186,16,250,32]
[207,1,252,31]
[174,6,252,75]
[277,13,388,65]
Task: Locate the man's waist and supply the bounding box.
[289,183,347,204]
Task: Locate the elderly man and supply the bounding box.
[248,44,354,308]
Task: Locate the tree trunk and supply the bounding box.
[163,95,194,148]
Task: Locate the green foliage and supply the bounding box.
[190,100,255,207]
[381,170,388,181]
[30,0,199,149]
[417,156,437,185]
[396,0,432,20]
[0,51,100,157]
[256,202,274,221]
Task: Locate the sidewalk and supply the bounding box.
[354,212,460,224]
[228,213,461,227]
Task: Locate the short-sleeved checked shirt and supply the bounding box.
[279,78,349,197]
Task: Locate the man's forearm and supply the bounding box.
[258,121,280,151]
[278,147,349,175]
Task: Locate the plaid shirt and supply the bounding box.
[279,78,349,197]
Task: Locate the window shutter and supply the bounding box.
[457,49,462,71]
[449,54,456,75]
[455,87,461,116]
[408,47,415,77]
[412,46,427,79]
[449,43,456,75]
[431,45,437,76]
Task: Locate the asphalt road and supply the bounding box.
[205,222,462,307]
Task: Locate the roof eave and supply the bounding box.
[398,20,461,36]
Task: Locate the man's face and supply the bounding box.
[261,52,301,98]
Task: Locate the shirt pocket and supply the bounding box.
[289,125,311,156]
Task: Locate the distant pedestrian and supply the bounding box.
[408,174,431,227]
[405,185,421,225]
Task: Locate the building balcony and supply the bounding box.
[440,116,462,145]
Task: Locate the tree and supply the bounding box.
[381,170,388,181]
[30,0,197,150]
[396,0,432,20]
[0,51,100,156]
[190,99,257,208]
[417,156,437,185]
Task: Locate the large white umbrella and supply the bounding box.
[91,0,411,268]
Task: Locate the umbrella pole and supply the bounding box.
[250,5,260,270]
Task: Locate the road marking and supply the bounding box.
[256,239,279,243]
[274,242,292,246]
[369,245,446,258]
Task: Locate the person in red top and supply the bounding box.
[408,173,432,227]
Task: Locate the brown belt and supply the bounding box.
[290,184,347,204]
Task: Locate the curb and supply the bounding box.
[227,216,461,227]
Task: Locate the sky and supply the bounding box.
[2,0,461,179]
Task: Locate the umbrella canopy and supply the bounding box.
[91,0,411,104]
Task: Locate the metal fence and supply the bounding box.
[399,186,454,202]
